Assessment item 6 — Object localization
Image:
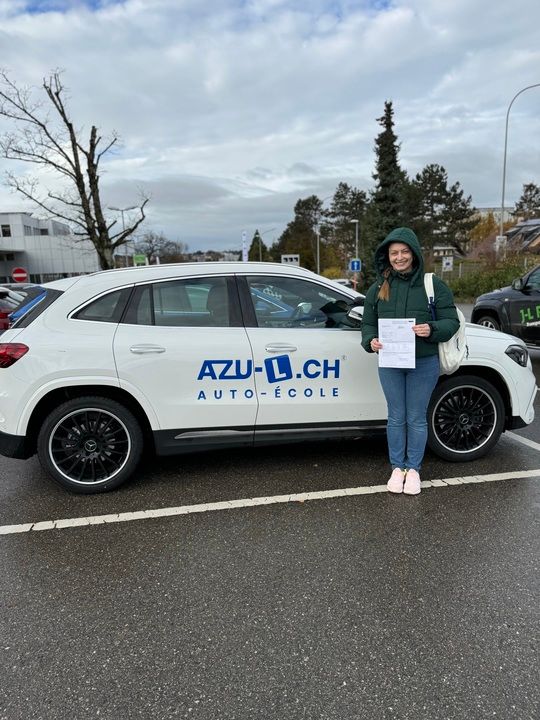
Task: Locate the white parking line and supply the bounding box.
[1,468,540,536]
[506,431,540,452]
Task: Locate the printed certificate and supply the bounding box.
[378,318,416,368]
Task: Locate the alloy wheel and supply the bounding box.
[431,385,498,454]
[48,407,131,485]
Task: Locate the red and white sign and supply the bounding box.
[11,267,29,283]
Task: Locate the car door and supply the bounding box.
[238,273,386,440]
[113,275,257,450]
[511,267,540,344]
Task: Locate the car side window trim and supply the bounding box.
[239,274,361,330]
[9,288,63,329]
[121,275,243,328]
[71,286,134,324]
[235,276,258,327]
[525,269,540,291]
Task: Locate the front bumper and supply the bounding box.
[508,382,537,429]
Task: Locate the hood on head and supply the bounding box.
[374,227,424,282]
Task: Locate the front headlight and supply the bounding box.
[505,344,529,367]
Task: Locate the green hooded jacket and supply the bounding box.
[361,227,460,358]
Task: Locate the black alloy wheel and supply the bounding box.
[37,396,143,493]
[427,375,505,462]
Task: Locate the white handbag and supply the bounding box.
[423,272,467,375]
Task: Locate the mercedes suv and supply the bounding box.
[0,262,536,493]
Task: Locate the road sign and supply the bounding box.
[441,256,454,272]
[281,254,300,265]
[11,267,29,283]
[349,258,361,272]
[495,235,507,256]
[133,254,147,266]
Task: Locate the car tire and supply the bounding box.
[37,396,143,494]
[476,314,500,331]
[427,375,505,462]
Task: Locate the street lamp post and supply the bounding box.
[350,219,359,289]
[256,227,276,261]
[108,205,137,266]
[500,83,540,242]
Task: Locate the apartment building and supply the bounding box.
[0,211,99,283]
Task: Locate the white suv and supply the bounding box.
[0,262,536,493]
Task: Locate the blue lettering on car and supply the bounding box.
[197,355,340,383]
[264,355,293,383]
[197,359,253,380]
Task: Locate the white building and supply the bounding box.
[0,211,99,283]
[474,206,513,224]
[433,245,458,258]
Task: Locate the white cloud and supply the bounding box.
[1,0,539,250]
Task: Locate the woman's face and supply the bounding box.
[388,242,413,273]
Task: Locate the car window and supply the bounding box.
[2,285,59,329]
[526,269,540,291]
[73,288,131,323]
[123,276,234,327]
[245,276,361,329]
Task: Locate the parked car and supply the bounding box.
[0,262,536,493]
[0,284,46,332]
[471,264,540,346]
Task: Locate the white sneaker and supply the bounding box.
[387,468,405,493]
[403,469,421,495]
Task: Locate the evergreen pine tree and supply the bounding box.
[410,164,451,253]
[366,100,408,275]
[514,182,540,220]
[326,182,368,267]
[248,230,269,261]
[371,101,407,233]
[269,196,323,270]
[442,181,477,255]
[409,163,476,256]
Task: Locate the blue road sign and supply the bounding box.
[349,258,361,272]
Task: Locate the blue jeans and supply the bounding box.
[378,355,440,472]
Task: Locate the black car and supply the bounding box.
[471,264,540,346]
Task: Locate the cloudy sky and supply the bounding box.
[0,0,539,252]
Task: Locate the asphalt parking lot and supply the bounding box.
[1,316,539,720]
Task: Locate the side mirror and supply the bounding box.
[511,277,524,291]
[297,302,312,315]
[347,306,363,321]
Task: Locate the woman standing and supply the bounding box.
[361,227,459,495]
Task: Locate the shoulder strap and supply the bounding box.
[423,272,435,301]
[423,272,437,320]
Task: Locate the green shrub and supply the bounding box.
[448,261,527,300]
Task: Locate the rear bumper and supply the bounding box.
[0,430,32,459]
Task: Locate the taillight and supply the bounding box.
[0,343,29,368]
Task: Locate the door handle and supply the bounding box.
[265,344,297,353]
[129,345,166,354]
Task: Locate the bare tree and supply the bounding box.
[0,70,148,269]
[134,231,188,264]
